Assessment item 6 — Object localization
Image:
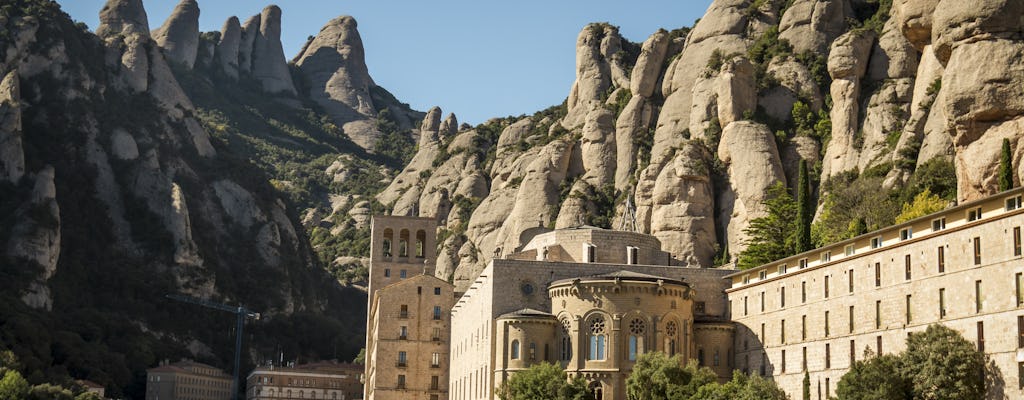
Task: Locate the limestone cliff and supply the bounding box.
[380,0,1024,292]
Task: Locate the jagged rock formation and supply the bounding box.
[217,17,241,79]
[153,0,200,69]
[0,70,24,183]
[251,6,296,95]
[0,2,367,394]
[383,0,1024,293]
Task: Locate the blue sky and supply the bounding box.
[60,1,713,125]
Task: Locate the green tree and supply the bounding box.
[1000,138,1014,191]
[835,354,910,400]
[894,189,947,224]
[737,182,797,269]
[802,370,810,400]
[496,362,593,400]
[0,370,30,400]
[690,371,788,400]
[74,393,103,400]
[28,383,74,400]
[353,348,366,365]
[795,159,813,252]
[625,352,716,400]
[902,325,985,400]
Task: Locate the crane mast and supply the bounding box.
[166,294,260,400]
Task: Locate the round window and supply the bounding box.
[521,282,534,295]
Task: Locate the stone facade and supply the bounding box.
[145,360,233,400]
[448,229,734,400]
[727,187,1024,400]
[245,362,362,400]
[365,216,454,400]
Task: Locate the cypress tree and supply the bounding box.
[795,159,812,252]
[802,370,811,400]
[1000,138,1013,191]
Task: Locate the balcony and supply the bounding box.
[396,362,407,368]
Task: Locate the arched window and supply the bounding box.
[511,340,520,360]
[399,229,410,257]
[588,316,606,360]
[590,381,604,400]
[665,321,678,356]
[416,230,427,258]
[382,229,394,257]
[628,318,646,361]
[560,319,573,361]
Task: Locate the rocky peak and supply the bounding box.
[96,0,150,39]
[250,5,297,95]
[295,15,376,121]
[419,107,443,147]
[238,14,260,74]
[217,16,242,79]
[153,0,201,69]
[0,70,24,184]
[564,23,623,128]
[440,113,458,139]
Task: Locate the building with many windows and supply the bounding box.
[364,216,455,400]
[367,188,1024,400]
[145,360,233,400]
[245,361,363,400]
[726,187,1024,399]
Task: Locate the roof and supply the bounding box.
[549,270,686,287]
[76,380,104,389]
[497,308,555,319]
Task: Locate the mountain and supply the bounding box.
[379,0,1024,291]
[0,0,429,396]
[3,0,1023,396]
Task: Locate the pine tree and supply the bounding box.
[1000,138,1013,191]
[795,159,812,252]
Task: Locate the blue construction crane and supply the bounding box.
[166,294,260,400]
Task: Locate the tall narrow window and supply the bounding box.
[431,353,440,367]
[397,375,405,389]
[628,318,645,361]
[850,339,856,364]
[849,269,854,293]
[744,296,748,316]
[904,255,912,280]
[849,306,855,333]
[399,326,407,340]
[398,351,407,367]
[825,343,831,369]
[939,288,947,318]
[1017,273,1024,307]
[976,280,983,313]
[825,311,830,337]
[588,317,606,360]
[877,336,883,355]
[875,263,881,287]
[760,291,765,312]
[416,230,426,258]
[666,321,678,356]
[801,315,807,340]
[782,350,786,373]
[627,246,639,265]
[906,295,912,324]
[560,320,572,361]
[801,281,807,303]
[399,304,408,319]
[781,319,786,344]
[382,239,392,257]
[1018,316,1024,348]
[802,347,807,371]
[938,246,946,273]
[977,321,985,352]
[875,300,881,329]
[781,286,786,308]
[431,375,439,390]
[974,237,982,265]
[433,306,442,320]
[584,243,596,263]
[1016,227,1023,257]
[529,342,537,360]
[824,276,830,298]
